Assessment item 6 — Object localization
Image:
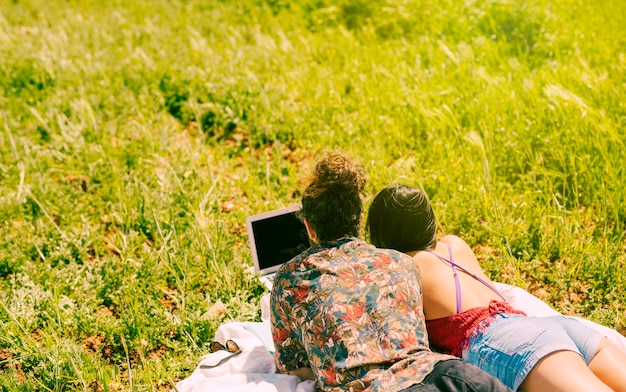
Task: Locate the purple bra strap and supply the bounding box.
[427,244,506,314]
[450,259,462,314]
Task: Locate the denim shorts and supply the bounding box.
[462,313,605,391]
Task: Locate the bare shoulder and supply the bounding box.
[438,235,478,261]
[439,235,470,248]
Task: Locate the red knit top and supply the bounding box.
[426,300,527,357]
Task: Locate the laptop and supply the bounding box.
[246,205,311,289]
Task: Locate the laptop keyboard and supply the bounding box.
[260,273,275,290]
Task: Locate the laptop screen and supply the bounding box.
[246,205,310,275]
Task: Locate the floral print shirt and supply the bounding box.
[271,237,454,392]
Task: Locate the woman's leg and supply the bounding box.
[519,350,612,392]
[588,338,626,392]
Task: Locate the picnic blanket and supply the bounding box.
[174,295,314,392]
[175,285,626,392]
[173,319,315,392]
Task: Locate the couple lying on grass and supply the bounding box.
[270,150,626,392]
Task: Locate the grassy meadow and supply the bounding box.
[1,0,626,389]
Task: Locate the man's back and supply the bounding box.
[271,237,454,392]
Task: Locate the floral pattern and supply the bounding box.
[271,237,454,392]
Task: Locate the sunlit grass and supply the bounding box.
[1,0,625,389]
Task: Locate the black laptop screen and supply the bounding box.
[251,211,310,270]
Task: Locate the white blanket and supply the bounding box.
[175,285,626,391]
[174,320,315,392]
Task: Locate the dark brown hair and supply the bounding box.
[299,150,366,242]
[367,184,437,252]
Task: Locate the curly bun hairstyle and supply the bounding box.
[299,150,366,242]
[367,184,437,252]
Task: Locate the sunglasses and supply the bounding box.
[199,339,242,369]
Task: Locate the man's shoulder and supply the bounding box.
[359,240,412,259]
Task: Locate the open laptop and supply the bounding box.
[246,205,311,289]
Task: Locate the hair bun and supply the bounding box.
[305,150,365,198]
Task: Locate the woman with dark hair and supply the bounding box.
[270,151,511,392]
[368,184,626,392]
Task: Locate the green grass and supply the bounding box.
[1,0,625,389]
